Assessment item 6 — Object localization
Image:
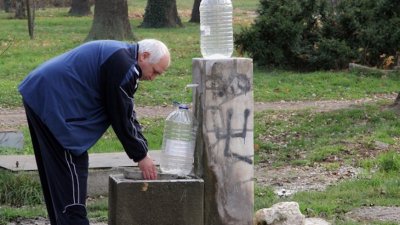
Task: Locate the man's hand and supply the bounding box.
[138,155,158,180]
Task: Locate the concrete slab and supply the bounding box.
[0,130,24,149]
[0,151,163,196]
[0,151,162,171]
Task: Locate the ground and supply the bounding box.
[1,94,396,195]
[2,93,399,224]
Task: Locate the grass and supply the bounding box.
[0,117,165,155]
[89,117,165,153]
[0,0,263,108]
[253,103,400,224]
[255,102,400,167]
[0,171,42,206]
[0,1,399,107]
[0,206,47,225]
[292,172,400,225]
[255,150,400,224]
[2,103,399,224]
[0,0,399,224]
[254,70,399,102]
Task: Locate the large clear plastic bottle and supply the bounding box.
[200,0,233,58]
[160,104,197,176]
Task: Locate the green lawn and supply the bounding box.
[0,0,398,108]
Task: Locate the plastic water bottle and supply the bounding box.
[160,104,197,176]
[200,0,233,58]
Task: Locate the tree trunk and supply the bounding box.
[53,0,65,7]
[86,0,134,41]
[15,0,26,19]
[140,0,182,28]
[69,0,91,16]
[395,93,400,104]
[4,0,13,12]
[189,0,201,23]
[26,0,35,39]
[35,0,46,10]
[388,92,400,115]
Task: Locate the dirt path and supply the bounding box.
[0,93,396,131]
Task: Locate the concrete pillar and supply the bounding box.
[192,58,254,225]
[108,170,204,225]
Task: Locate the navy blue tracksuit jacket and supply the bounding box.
[19,40,148,162]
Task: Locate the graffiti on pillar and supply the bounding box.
[206,62,251,104]
[201,60,254,224]
[205,62,253,165]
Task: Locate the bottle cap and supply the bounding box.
[179,104,189,110]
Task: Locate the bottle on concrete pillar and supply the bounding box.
[160,104,197,176]
[199,0,233,58]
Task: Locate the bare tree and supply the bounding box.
[140,0,182,28]
[53,0,66,7]
[86,0,134,41]
[15,0,26,19]
[189,0,201,23]
[26,0,35,39]
[391,54,400,112]
[4,0,13,12]
[69,0,91,16]
[390,92,400,113]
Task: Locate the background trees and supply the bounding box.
[189,0,201,23]
[140,0,182,28]
[3,0,13,12]
[86,0,134,40]
[14,0,26,19]
[68,0,91,16]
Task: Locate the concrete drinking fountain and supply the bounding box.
[108,57,254,225]
[108,168,204,225]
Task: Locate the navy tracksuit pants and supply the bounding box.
[24,102,90,225]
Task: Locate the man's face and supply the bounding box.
[138,52,170,81]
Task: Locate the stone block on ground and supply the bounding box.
[254,202,305,225]
[254,201,331,225]
[0,130,23,150]
[304,218,331,225]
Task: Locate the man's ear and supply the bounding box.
[139,52,150,62]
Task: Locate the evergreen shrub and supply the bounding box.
[235,0,400,70]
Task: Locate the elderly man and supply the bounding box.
[18,39,170,225]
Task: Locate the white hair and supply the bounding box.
[138,39,170,65]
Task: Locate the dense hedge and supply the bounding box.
[234,0,400,71]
